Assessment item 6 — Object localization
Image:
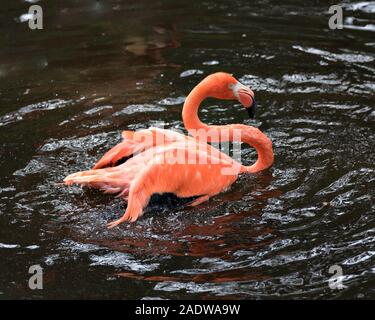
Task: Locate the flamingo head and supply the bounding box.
[204,72,256,118]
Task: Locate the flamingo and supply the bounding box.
[93,72,256,170]
[64,72,274,228]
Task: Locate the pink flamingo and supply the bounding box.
[64,73,274,228]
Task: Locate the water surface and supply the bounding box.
[0,0,374,299]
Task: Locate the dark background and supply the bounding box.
[0,0,374,299]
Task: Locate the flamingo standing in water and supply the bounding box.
[64,73,274,228]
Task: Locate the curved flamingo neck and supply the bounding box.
[234,125,274,173]
[182,83,209,133]
[182,83,274,173]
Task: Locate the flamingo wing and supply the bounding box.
[93,128,190,169]
[65,141,239,228]
[104,145,239,227]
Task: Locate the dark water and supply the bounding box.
[1,0,374,299]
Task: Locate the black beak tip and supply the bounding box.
[246,98,256,119]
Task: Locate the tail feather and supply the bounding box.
[64,167,133,199]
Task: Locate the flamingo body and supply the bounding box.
[64,72,274,227]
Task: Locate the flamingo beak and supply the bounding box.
[246,97,256,119]
[232,82,256,118]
